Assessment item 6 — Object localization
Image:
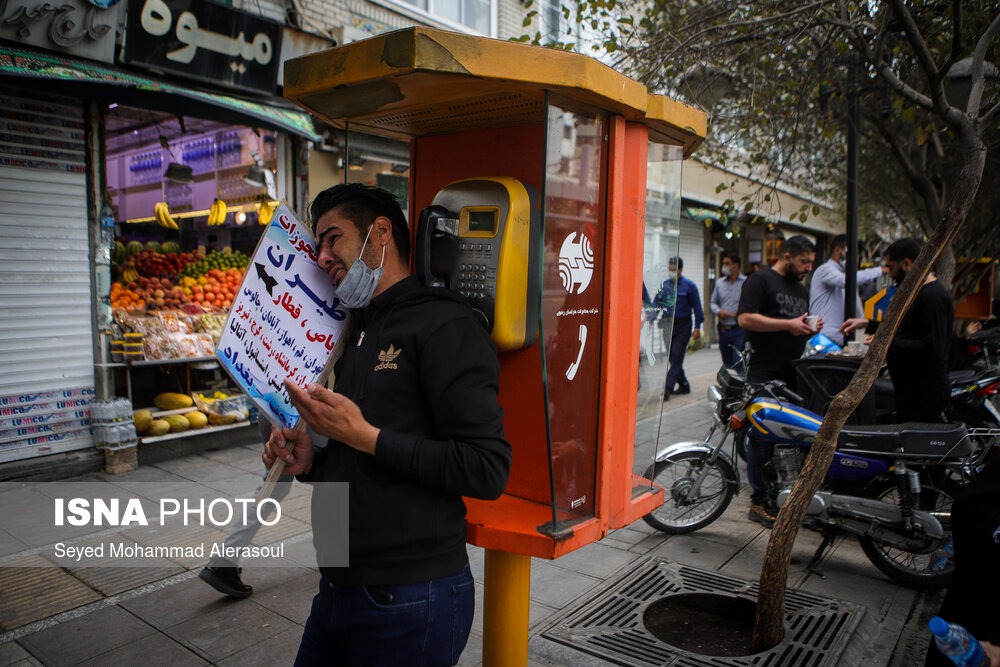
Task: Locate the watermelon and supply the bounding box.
[112,241,126,265]
[161,241,181,255]
[125,241,143,256]
[145,241,161,254]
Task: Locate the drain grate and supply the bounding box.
[540,558,862,666]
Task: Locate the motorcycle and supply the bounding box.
[642,360,977,589]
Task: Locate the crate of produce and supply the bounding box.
[191,389,250,425]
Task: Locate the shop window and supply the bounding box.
[538,0,563,44]
[765,238,782,265]
[388,0,493,35]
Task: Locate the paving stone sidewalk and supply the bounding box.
[0,347,936,666]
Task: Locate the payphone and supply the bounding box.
[416,177,541,352]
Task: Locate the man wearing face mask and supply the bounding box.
[263,184,511,666]
[650,256,703,401]
[841,237,954,422]
[710,253,746,369]
[809,234,887,346]
[737,235,820,527]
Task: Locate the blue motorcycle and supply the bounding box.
[642,363,974,589]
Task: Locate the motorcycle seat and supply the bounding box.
[872,378,895,395]
[948,369,978,385]
[837,422,972,460]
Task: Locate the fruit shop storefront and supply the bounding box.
[0,8,325,466]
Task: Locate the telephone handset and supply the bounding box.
[416,177,541,351]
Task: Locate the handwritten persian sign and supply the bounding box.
[217,203,347,429]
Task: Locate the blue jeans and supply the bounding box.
[294,564,475,666]
[717,325,744,370]
[663,317,692,393]
[744,375,774,508]
[744,433,774,507]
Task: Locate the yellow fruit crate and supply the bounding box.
[191,389,249,424]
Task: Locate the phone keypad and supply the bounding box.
[456,261,493,300]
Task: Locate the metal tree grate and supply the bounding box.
[540,558,863,666]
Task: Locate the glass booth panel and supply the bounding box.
[540,98,606,518]
[636,142,684,478]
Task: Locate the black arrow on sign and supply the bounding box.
[255,262,278,296]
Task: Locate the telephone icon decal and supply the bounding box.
[565,324,587,381]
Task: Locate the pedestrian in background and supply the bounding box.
[809,234,886,346]
[737,235,819,527]
[650,256,703,401]
[710,253,746,369]
[841,237,953,423]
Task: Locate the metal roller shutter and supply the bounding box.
[678,217,706,319]
[0,88,95,463]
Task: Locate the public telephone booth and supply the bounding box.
[284,27,707,664]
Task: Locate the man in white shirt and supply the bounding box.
[709,253,746,368]
[809,234,887,346]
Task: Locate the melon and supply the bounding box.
[164,415,190,433]
[133,409,154,433]
[161,241,181,255]
[153,392,194,410]
[145,240,161,254]
[146,419,170,436]
[125,240,143,256]
[183,411,208,429]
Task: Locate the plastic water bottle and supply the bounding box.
[929,617,988,666]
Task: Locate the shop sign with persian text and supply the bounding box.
[0,0,121,64]
[123,0,282,95]
[217,203,347,429]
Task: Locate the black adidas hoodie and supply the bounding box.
[302,275,511,586]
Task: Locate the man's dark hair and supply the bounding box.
[780,235,815,258]
[885,237,921,263]
[669,256,684,270]
[722,253,740,267]
[831,234,848,250]
[310,183,410,261]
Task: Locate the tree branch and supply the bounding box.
[965,10,1000,114]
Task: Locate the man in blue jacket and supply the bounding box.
[264,184,511,666]
[650,256,703,401]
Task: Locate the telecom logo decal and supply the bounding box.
[374,344,401,372]
[558,232,594,295]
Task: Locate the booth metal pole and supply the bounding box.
[483,549,531,666]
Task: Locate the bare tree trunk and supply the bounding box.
[936,244,956,291]
[751,135,986,652]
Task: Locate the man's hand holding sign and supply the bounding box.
[262,380,380,475]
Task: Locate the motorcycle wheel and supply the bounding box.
[857,472,961,590]
[642,451,737,534]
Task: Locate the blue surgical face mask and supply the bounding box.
[336,225,385,309]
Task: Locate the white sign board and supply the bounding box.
[216,203,347,429]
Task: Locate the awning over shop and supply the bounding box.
[0,44,320,142]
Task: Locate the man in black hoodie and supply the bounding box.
[840,237,954,422]
[263,184,511,666]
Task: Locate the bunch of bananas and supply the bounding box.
[120,266,139,284]
[207,198,228,226]
[258,199,277,226]
[154,202,178,229]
